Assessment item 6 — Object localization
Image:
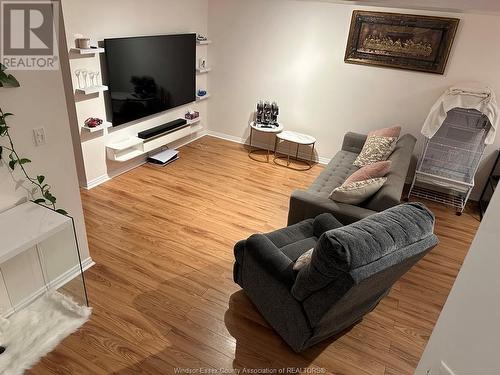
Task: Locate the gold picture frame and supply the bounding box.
[345,11,459,74]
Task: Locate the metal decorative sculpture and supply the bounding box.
[256,100,279,127]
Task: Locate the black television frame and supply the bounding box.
[104,33,196,127]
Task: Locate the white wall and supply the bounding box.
[207,0,500,198]
[0,9,91,311]
[0,73,89,259]
[61,0,209,187]
[415,188,500,375]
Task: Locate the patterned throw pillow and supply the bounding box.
[329,177,387,204]
[353,136,397,167]
[293,248,314,271]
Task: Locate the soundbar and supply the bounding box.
[138,119,188,140]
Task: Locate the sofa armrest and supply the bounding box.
[246,234,296,287]
[264,218,314,249]
[364,134,417,212]
[342,132,367,154]
[313,213,344,238]
[288,190,376,226]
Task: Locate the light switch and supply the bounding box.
[33,127,46,146]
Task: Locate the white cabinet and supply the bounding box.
[0,202,88,316]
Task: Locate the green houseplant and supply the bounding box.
[0,63,67,215]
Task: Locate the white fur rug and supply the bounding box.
[0,291,91,375]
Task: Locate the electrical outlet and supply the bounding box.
[33,127,46,146]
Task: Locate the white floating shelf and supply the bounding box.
[187,117,201,125]
[107,137,143,151]
[107,118,203,162]
[70,47,105,55]
[75,85,108,95]
[191,124,203,134]
[106,136,144,162]
[196,40,212,45]
[196,94,210,102]
[196,68,211,74]
[82,121,112,133]
[114,149,144,162]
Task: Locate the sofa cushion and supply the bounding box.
[353,136,398,167]
[280,237,317,261]
[329,177,387,204]
[323,202,435,271]
[309,151,359,195]
[292,202,437,300]
[265,218,314,249]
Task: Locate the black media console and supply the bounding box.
[138,118,188,140]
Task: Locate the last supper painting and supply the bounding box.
[345,11,459,74]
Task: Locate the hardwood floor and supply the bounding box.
[30,136,480,375]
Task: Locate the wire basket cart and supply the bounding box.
[409,108,491,214]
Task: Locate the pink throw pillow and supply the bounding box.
[368,126,402,138]
[344,160,392,185]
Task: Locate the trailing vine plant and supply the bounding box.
[0,63,67,215]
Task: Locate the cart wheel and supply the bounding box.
[403,197,410,202]
[456,211,462,216]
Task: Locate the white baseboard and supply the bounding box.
[83,174,111,190]
[82,128,328,190]
[2,257,95,318]
[82,130,208,190]
[206,130,331,165]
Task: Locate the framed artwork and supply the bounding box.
[344,11,459,74]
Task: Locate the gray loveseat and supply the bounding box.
[233,202,438,352]
[288,132,417,225]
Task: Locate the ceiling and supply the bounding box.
[298,0,500,14]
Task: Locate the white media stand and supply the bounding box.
[106,117,201,162]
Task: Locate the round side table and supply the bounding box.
[248,122,284,163]
[274,130,316,171]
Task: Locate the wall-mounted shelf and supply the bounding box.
[107,137,143,151]
[196,94,210,102]
[106,119,203,162]
[196,68,211,74]
[196,40,212,45]
[187,117,201,125]
[75,85,108,95]
[70,47,105,55]
[106,137,144,162]
[82,122,112,133]
[191,124,203,133]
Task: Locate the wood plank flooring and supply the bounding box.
[30,136,480,375]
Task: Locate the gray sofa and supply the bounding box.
[233,202,438,352]
[288,132,417,225]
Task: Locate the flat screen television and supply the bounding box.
[104,33,196,126]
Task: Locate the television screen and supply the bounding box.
[104,34,196,126]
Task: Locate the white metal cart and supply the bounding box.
[409,108,491,214]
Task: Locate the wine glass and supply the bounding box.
[75,69,83,89]
[88,72,95,87]
[81,69,88,88]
